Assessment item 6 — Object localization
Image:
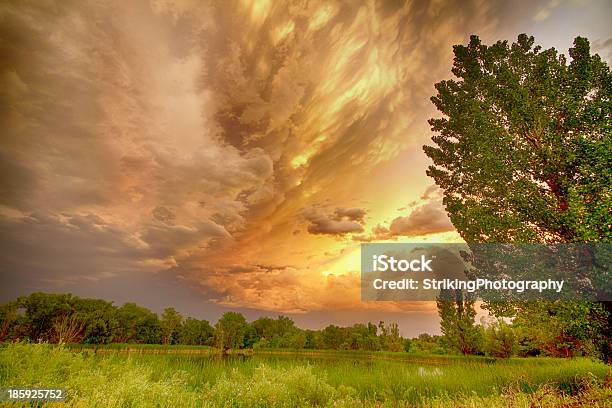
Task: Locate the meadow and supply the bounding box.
[1,343,610,407]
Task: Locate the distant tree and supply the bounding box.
[437,289,480,355]
[274,316,300,348]
[10,293,119,343]
[82,316,113,345]
[160,307,183,345]
[73,298,117,344]
[482,320,516,358]
[348,323,380,351]
[214,312,248,351]
[115,303,161,344]
[403,338,412,353]
[303,330,322,349]
[321,325,345,350]
[285,330,306,349]
[0,303,16,342]
[251,317,276,342]
[178,318,214,346]
[17,293,74,341]
[275,316,296,336]
[251,317,278,346]
[250,315,303,348]
[243,324,259,348]
[378,321,404,352]
[51,314,85,344]
[409,333,448,354]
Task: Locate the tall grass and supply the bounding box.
[0,343,609,407]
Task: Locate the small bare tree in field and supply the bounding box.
[51,314,85,344]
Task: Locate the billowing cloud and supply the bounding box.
[0,211,229,288]
[0,0,561,321]
[387,201,454,237]
[420,185,441,201]
[369,185,454,239]
[0,212,150,287]
[304,207,366,235]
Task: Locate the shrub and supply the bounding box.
[483,321,517,358]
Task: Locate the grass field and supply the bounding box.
[1,343,610,407]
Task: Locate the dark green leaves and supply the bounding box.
[424,34,611,243]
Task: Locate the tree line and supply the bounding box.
[0,292,410,352]
[2,291,606,360]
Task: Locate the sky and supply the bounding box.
[1,0,611,337]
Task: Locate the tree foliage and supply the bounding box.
[437,289,480,355]
[179,318,214,346]
[512,301,608,358]
[0,293,417,353]
[214,312,248,351]
[114,303,161,344]
[424,34,611,243]
[160,307,183,345]
[5,291,604,359]
[425,34,611,361]
[481,320,516,358]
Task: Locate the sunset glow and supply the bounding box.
[1,0,610,336]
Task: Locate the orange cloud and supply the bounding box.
[304,207,367,236]
[0,0,546,322]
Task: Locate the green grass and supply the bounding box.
[0,343,610,407]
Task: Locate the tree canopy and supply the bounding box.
[424,34,611,244]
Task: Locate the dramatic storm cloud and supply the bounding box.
[1,0,610,333]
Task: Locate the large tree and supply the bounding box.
[424,34,611,360]
[424,34,610,244]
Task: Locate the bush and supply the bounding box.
[482,321,517,358]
